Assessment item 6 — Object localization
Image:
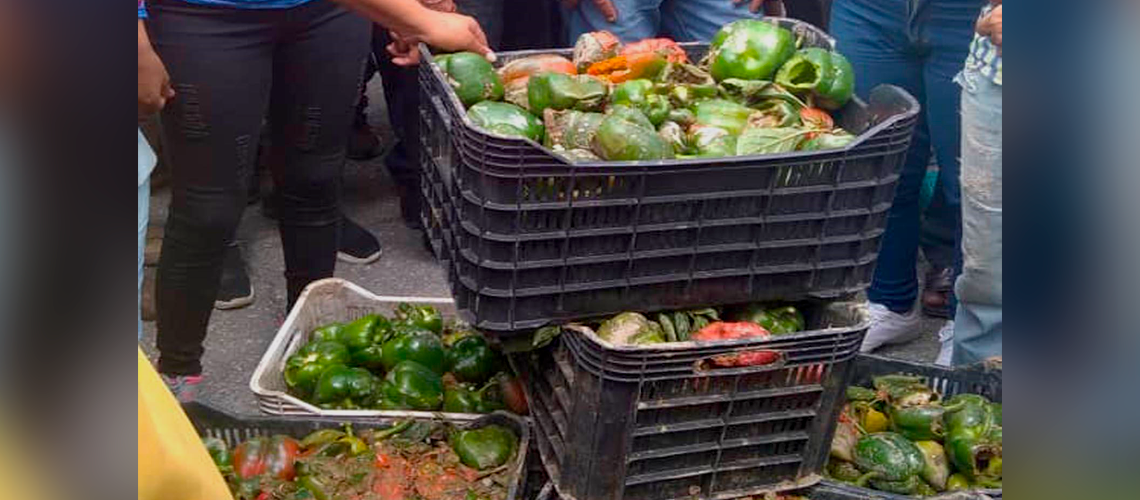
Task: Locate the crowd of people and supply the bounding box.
[137,0,1002,405]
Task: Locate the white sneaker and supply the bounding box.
[860,302,922,353]
[935,320,955,366]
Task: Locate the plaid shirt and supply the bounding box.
[962,6,1002,86]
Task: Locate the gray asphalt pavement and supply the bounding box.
[140,76,945,417]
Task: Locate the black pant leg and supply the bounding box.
[148,1,274,375]
[267,2,370,307]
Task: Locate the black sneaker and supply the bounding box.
[215,242,255,310]
[338,216,383,264]
[346,125,383,160]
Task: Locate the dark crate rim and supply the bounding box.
[183,402,533,500]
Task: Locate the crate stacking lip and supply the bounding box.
[417,17,921,336]
[512,299,869,500]
[182,402,532,500]
[821,354,1003,500]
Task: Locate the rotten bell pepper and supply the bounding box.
[596,312,663,345]
[449,425,519,470]
[233,434,301,481]
[850,401,890,433]
[611,79,671,126]
[592,108,674,161]
[572,31,622,72]
[586,52,666,84]
[620,38,687,64]
[852,432,926,494]
[693,98,756,135]
[445,335,503,385]
[311,364,380,409]
[527,73,609,116]
[436,51,504,108]
[393,303,443,335]
[498,54,576,109]
[942,394,1002,483]
[284,339,351,398]
[378,360,445,411]
[467,101,545,142]
[692,321,771,341]
[543,109,605,151]
[736,304,805,335]
[774,48,855,110]
[381,330,446,374]
[914,440,950,491]
[657,121,692,155]
[708,19,796,82]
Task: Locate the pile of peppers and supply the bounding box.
[204,420,520,500]
[828,374,1003,495]
[283,303,527,415]
[435,19,856,163]
[563,303,804,363]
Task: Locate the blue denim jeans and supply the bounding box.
[952,66,1001,365]
[139,129,156,341]
[563,0,766,43]
[831,0,983,313]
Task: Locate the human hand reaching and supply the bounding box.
[387,10,493,66]
[732,0,786,16]
[138,20,174,120]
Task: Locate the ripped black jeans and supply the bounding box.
[147,0,369,375]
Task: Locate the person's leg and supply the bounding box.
[374,29,425,230]
[831,0,929,350]
[659,0,764,42]
[952,67,1002,365]
[149,1,274,380]
[563,0,661,44]
[267,1,370,308]
[920,182,957,318]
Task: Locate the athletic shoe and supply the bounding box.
[860,302,922,353]
[160,373,204,403]
[337,216,383,264]
[215,243,255,310]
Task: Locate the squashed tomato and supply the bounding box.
[621,38,688,64]
[691,321,771,341]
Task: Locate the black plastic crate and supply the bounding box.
[183,402,532,500]
[417,18,920,335]
[511,301,867,500]
[821,354,1003,500]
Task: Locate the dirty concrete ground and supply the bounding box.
[140,76,945,417]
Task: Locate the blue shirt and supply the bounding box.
[139,0,315,17]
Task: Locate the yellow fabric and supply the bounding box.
[0,411,56,500]
[138,347,232,500]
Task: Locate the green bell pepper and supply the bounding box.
[437,51,504,108]
[736,304,804,334]
[338,314,388,352]
[708,19,796,82]
[394,303,443,334]
[543,110,605,151]
[693,99,756,135]
[657,121,692,155]
[377,360,444,411]
[852,432,925,483]
[467,101,545,142]
[592,109,674,161]
[311,364,379,409]
[845,385,878,402]
[889,403,947,441]
[310,323,344,343]
[284,340,351,398]
[666,108,696,126]
[450,425,519,470]
[443,381,506,414]
[798,130,855,151]
[381,331,446,374]
[942,394,1002,483]
[611,79,670,126]
[695,133,737,158]
[350,344,386,372]
[527,73,608,116]
[946,473,970,491]
[445,335,503,385]
[774,48,855,110]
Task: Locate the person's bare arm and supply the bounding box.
[976,4,1002,55]
[137,19,174,120]
[332,0,491,64]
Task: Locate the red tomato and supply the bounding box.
[708,350,780,368]
[692,321,771,341]
[498,376,529,415]
[800,107,835,139]
[621,38,688,64]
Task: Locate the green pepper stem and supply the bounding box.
[854,471,879,487]
[372,420,413,442]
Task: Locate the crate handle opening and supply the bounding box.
[692,349,787,374]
